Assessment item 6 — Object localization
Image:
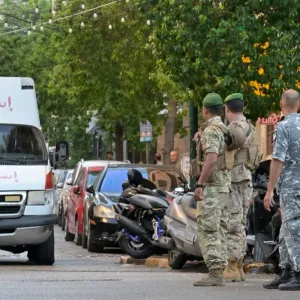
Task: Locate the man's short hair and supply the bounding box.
[225,100,244,113]
[107,151,113,155]
[282,89,300,109]
[207,105,223,116]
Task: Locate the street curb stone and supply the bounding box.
[119,256,169,268]
[244,262,265,273]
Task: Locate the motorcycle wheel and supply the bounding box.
[168,250,187,269]
[119,235,152,259]
[253,239,264,262]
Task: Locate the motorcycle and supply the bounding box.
[113,169,185,259]
[246,159,281,273]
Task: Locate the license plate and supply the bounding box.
[5,195,21,202]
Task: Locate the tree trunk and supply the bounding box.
[162,98,177,164]
[115,122,123,161]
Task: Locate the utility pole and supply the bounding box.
[189,100,198,189]
[146,142,151,164]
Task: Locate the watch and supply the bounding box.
[195,184,204,188]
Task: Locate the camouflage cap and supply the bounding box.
[203,93,223,107]
[225,93,243,103]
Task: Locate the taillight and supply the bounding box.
[166,195,175,204]
[45,171,54,189]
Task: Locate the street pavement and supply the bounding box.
[0,226,299,300]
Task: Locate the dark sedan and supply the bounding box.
[82,164,187,252]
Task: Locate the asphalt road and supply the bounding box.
[0,226,299,300]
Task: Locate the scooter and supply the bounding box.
[164,159,279,270]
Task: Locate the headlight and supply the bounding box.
[93,205,116,218]
[27,191,53,206]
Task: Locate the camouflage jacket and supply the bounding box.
[230,115,253,183]
[200,116,231,188]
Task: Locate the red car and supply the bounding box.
[64,164,103,245]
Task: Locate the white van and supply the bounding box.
[0,77,68,265]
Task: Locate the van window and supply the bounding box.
[0,124,47,164]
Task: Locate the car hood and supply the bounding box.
[97,192,120,207]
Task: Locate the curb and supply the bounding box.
[119,256,266,273]
[244,262,265,274]
[119,256,169,268]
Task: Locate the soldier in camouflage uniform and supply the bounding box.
[263,89,300,291]
[193,93,230,287]
[223,93,259,282]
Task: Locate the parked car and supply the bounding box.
[54,169,67,219]
[57,169,73,228]
[83,164,187,253]
[64,160,128,246]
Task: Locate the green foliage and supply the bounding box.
[134,0,300,120]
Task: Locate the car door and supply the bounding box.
[68,169,85,234]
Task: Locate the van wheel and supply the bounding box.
[65,219,75,242]
[74,219,82,246]
[168,250,187,269]
[87,219,98,253]
[28,230,55,265]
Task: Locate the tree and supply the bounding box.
[134,0,300,120]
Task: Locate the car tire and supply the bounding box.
[61,208,65,231]
[119,235,152,259]
[168,250,187,269]
[74,218,82,246]
[27,229,55,265]
[57,204,62,227]
[87,219,98,253]
[65,218,75,242]
[82,215,87,249]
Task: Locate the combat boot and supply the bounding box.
[263,268,293,289]
[238,259,246,281]
[223,260,241,282]
[193,269,225,286]
[279,271,300,291]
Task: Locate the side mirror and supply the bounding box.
[66,178,72,185]
[55,141,69,162]
[86,185,94,194]
[72,185,80,195]
[56,183,63,189]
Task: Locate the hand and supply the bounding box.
[193,130,202,142]
[264,191,274,212]
[194,187,204,201]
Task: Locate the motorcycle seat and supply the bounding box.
[181,193,197,220]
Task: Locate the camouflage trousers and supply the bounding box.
[227,181,253,261]
[197,186,229,270]
[279,192,300,272]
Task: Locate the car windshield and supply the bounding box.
[67,172,73,181]
[99,167,184,197]
[0,124,47,164]
[58,171,67,184]
[86,171,101,188]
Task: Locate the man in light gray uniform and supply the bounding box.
[263,89,300,291]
